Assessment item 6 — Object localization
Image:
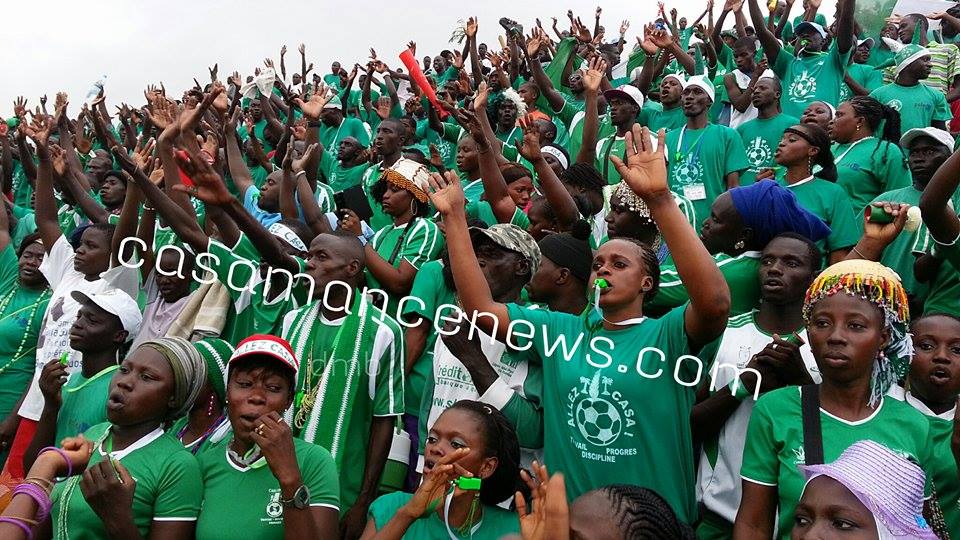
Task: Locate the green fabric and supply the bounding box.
[923,258,960,317]
[870,82,953,133]
[51,422,203,540]
[196,436,340,540]
[11,163,33,210]
[401,260,456,416]
[366,218,445,320]
[649,251,761,317]
[505,304,697,522]
[736,114,800,185]
[320,117,371,164]
[773,43,851,119]
[832,137,911,211]
[361,164,392,230]
[595,134,628,184]
[867,44,896,67]
[55,365,118,444]
[282,295,405,511]
[465,200,530,229]
[839,63,884,103]
[741,386,935,540]
[318,151,370,193]
[777,176,862,257]
[562,106,613,164]
[369,491,520,539]
[11,210,37,253]
[665,124,750,226]
[641,101,687,133]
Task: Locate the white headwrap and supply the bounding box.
[268,223,308,252]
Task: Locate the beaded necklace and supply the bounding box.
[0,286,51,377]
[177,414,226,455]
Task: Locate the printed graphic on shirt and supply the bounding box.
[567,370,637,456]
[264,489,284,522]
[788,71,817,102]
[745,137,774,170]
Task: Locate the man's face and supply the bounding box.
[795,28,824,52]
[681,85,712,117]
[433,56,447,74]
[908,55,933,80]
[733,47,755,71]
[660,77,683,105]
[898,19,917,43]
[305,234,356,291]
[331,62,341,75]
[759,237,816,304]
[337,137,362,162]
[497,100,518,126]
[853,43,871,64]
[751,78,779,109]
[608,96,638,125]
[374,121,403,156]
[907,137,951,185]
[258,172,283,212]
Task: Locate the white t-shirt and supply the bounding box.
[19,235,138,421]
[129,269,191,352]
[695,310,820,524]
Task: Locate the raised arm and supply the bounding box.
[25,115,63,250]
[223,107,256,196]
[517,117,578,227]
[920,147,960,244]
[457,101,516,224]
[526,31,567,112]
[747,0,783,64]
[774,0,795,38]
[576,57,606,166]
[610,125,731,348]
[650,28,695,75]
[835,0,855,55]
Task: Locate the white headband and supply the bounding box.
[268,223,308,252]
[541,145,569,169]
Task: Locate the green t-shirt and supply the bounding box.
[11,209,37,252]
[465,200,530,229]
[55,365,118,444]
[832,137,911,211]
[773,43,851,119]
[595,134,628,184]
[560,104,613,164]
[870,82,953,134]
[649,251,761,317]
[839,63,884,103]
[741,386,935,540]
[320,117,371,163]
[778,176,862,256]
[737,114,801,185]
[0,245,50,426]
[641,101,687,133]
[867,44,896,67]
[319,151,370,193]
[366,218,445,321]
[401,260,457,416]
[369,491,520,539]
[505,303,697,523]
[51,423,203,540]
[361,164,392,231]
[195,436,340,540]
[665,124,750,227]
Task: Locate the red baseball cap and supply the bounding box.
[229,334,299,375]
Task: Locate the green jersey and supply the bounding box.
[832,137,911,211]
[773,44,851,119]
[778,176,862,256]
[595,134,629,184]
[318,151,370,193]
[870,82,953,134]
[195,437,340,540]
[505,303,698,523]
[366,218,445,320]
[650,251,761,317]
[737,114,800,185]
[319,118,371,162]
[839,63,884,103]
[641,101,687,133]
[55,365,118,444]
[51,423,203,540]
[369,491,520,539]
[361,163,392,231]
[465,200,530,229]
[665,124,749,226]
[741,386,935,539]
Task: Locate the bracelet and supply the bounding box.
[39,446,72,478]
[22,476,53,493]
[850,246,867,260]
[142,205,155,212]
[0,517,32,538]
[295,170,307,178]
[13,482,52,522]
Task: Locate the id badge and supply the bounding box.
[683,184,707,201]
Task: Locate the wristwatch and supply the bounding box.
[282,484,310,510]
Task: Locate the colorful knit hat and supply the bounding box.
[877,39,931,78]
[193,338,235,401]
[799,440,937,539]
[802,259,912,405]
[380,157,432,203]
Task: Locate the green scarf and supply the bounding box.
[287,291,376,469]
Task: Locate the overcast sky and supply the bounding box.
[3,0,841,117]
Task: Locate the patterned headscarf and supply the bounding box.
[141,337,207,421]
[802,260,911,406]
[193,338,235,401]
[612,181,660,250]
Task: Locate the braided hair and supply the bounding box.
[606,237,660,300]
[847,96,902,167]
[447,400,521,506]
[598,484,695,539]
[785,124,837,182]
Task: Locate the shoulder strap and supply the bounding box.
[800,384,825,466]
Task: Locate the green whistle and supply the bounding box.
[59,352,69,365]
[456,477,482,490]
[866,205,894,225]
[595,279,609,289]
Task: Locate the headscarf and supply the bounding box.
[799,440,936,539]
[381,157,432,203]
[802,259,912,406]
[538,221,593,283]
[729,180,832,247]
[141,337,207,421]
[612,181,660,249]
[193,338,235,401]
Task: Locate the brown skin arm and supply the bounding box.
[733,481,778,538]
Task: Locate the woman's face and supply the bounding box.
[792,476,879,539]
[498,100,519,127]
[380,182,415,218]
[456,137,479,173]
[526,199,558,241]
[807,293,889,386]
[828,102,860,143]
[699,192,744,255]
[775,129,816,168]
[227,364,293,444]
[74,227,112,277]
[605,193,657,245]
[18,242,46,288]
[543,153,564,176]
[106,347,175,426]
[909,315,960,407]
[801,102,833,131]
[506,177,534,209]
[99,174,126,208]
[591,239,653,310]
[422,408,496,480]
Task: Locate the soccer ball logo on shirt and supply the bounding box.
[265,489,284,520]
[746,137,774,169]
[788,70,817,102]
[885,99,903,112]
[673,158,704,188]
[567,370,636,450]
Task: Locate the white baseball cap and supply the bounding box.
[71,290,142,342]
[603,85,644,109]
[900,127,955,152]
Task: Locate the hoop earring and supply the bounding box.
[734,239,746,250]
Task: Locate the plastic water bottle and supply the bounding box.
[85,76,107,105]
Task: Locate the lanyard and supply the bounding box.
[443,490,482,540]
[592,282,648,327]
[674,126,707,164]
[834,137,874,166]
[65,365,119,394]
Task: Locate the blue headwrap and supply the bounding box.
[729,180,831,247]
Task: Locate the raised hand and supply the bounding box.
[23,113,54,150]
[49,145,69,177]
[526,33,544,57]
[620,19,630,35]
[515,462,571,540]
[171,146,234,206]
[145,95,178,132]
[474,81,490,111]
[862,202,911,246]
[609,124,669,201]
[724,0,744,11]
[428,143,444,171]
[400,447,472,519]
[582,56,608,94]
[426,170,466,216]
[517,115,543,161]
[294,87,331,121]
[291,142,319,173]
[466,16,478,38]
[407,41,417,57]
[13,97,27,120]
[374,96,393,120]
[649,28,675,49]
[210,81,229,114]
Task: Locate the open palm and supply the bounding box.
[426,171,465,216]
[609,124,669,200]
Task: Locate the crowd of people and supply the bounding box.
[1,0,960,538]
